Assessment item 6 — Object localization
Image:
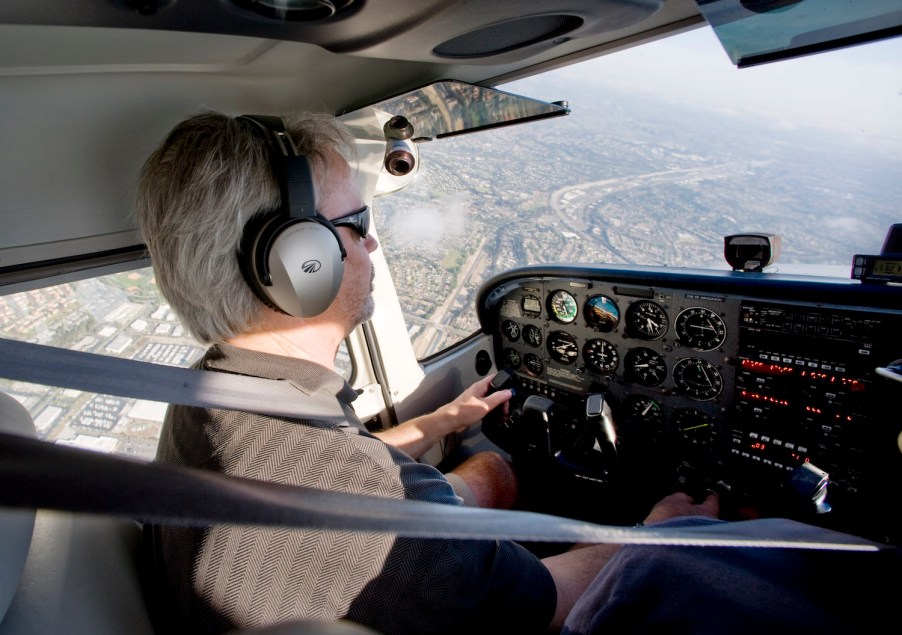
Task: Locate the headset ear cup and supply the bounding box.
[264,219,345,318]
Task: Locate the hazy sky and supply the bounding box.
[507,27,902,153]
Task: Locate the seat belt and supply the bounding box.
[0,337,346,423]
[0,337,888,552]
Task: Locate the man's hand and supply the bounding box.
[435,374,514,435]
[375,373,513,459]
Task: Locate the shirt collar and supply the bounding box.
[203,341,358,404]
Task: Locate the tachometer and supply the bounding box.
[675,307,726,351]
[524,353,544,376]
[547,330,579,365]
[583,338,619,374]
[547,290,578,324]
[673,357,723,400]
[626,300,669,340]
[624,347,667,386]
[623,394,665,442]
[585,295,620,332]
[625,394,664,426]
[523,324,543,347]
[501,319,521,342]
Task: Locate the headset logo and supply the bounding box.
[302,260,322,274]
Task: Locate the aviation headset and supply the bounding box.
[236,115,346,318]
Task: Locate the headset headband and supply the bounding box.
[237,115,316,220]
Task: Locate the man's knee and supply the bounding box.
[448,451,518,509]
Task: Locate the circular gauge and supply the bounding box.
[583,338,619,374]
[675,307,726,351]
[501,319,521,342]
[547,331,579,365]
[674,408,718,449]
[547,290,578,324]
[625,394,664,427]
[522,324,543,347]
[673,357,723,400]
[585,295,620,332]
[623,394,666,443]
[524,353,544,376]
[624,347,667,386]
[626,300,669,340]
[502,347,522,369]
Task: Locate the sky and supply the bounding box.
[506,26,902,153]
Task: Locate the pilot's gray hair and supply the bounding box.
[134,110,356,344]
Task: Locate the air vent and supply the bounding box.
[434,14,583,59]
[232,0,355,22]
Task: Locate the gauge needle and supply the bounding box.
[641,402,653,416]
[681,423,710,432]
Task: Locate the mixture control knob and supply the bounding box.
[787,462,831,514]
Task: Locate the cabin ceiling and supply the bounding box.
[0,0,704,289]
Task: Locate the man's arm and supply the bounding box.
[373,374,512,459]
[541,491,720,631]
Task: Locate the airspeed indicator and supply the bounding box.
[547,290,578,324]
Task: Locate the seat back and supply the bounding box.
[0,391,155,635]
[0,392,36,624]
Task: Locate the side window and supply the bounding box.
[0,268,203,459]
[0,268,353,458]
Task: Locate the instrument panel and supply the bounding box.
[477,266,902,544]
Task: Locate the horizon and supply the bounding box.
[505,26,902,155]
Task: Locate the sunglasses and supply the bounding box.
[329,205,370,239]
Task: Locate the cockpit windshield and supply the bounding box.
[375,25,902,357]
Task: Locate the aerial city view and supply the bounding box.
[378,75,901,356]
[2,31,899,458]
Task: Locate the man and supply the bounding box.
[135,111,713,634]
